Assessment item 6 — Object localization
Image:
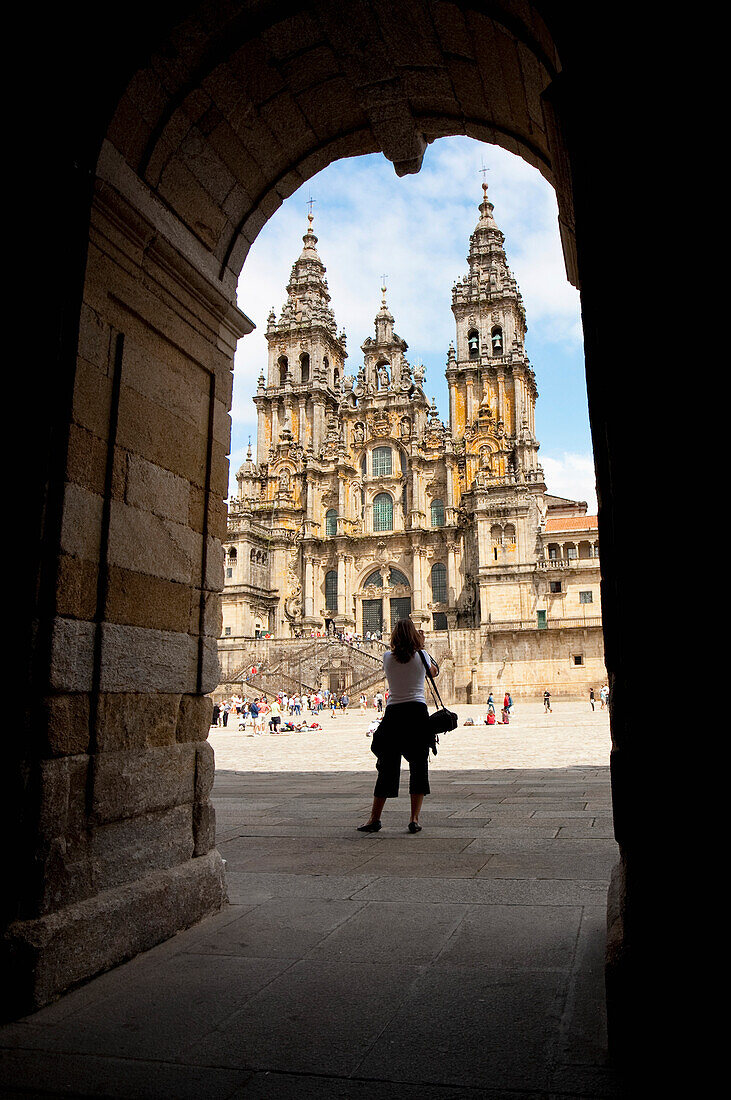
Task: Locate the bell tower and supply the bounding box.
[253,211,347,465]
[447,182,541,488]
[447,183,545,626]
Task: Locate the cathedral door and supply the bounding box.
[362,598,383,636]
[389,597,412,630]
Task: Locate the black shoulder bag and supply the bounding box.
[418,651,458,755]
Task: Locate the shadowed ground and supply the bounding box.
[0,703,629,1098]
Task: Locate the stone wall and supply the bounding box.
[215,624,606,705]
[7,172,251,1015]
[20,0,665,1057]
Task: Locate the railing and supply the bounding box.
[218,634,390,694]
[484,616,603,632]
[536,556,599,570]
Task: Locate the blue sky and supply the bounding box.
[232,136,596,510]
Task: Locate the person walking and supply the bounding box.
[375,690,384,714]
[357,619,438,835]
[589,687,595,711]
[543,689,552,713]
[500,692,510,725]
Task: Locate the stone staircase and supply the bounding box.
[217,636,388,698]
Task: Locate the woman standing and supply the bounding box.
[357,619,438,835]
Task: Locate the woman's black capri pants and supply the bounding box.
[373,701,430,798]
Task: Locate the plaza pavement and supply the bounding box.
[0,701,631,1098]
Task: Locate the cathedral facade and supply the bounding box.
[219,187,604,700]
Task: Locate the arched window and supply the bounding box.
[491,326,503,355]
[431,563,447,603]
[468,328,479,358]
[364,570,383,588]
[373,447,392,477]
[333,366,340,388]
[361,454,367,478]
[300,353,310,383]
[388,568,409,587]
[430,499,445,527]
[227,546,237,560]
[325,570,338,611]
[325,509,337,537]
[278,355,288,385]
[373,492,393,532]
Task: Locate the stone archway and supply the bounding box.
[16,0,660,1061]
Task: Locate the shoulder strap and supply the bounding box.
[418,650,447,709]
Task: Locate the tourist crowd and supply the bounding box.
[211,688,388,734]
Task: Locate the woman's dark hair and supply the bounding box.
[390,618,422,663]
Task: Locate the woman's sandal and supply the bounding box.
[408,822,422,833]
[357,821,382,832]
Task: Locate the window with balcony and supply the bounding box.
[373,492,393,531]
[430,498,445,527]
[373,447,392,477]
[431,562,447,603]
[325,570,338,611]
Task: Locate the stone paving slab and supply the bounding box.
[0,703,631,1098]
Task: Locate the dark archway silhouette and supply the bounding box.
[15,1,663,1066]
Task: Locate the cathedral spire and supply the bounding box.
[274,206,338,335]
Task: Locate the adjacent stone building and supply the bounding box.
[219,186,604,699]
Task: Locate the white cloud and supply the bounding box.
[541,453,598,512]
[230,136,588,495]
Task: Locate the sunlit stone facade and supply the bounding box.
[220,189,604,699]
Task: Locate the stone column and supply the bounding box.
[6,181,250,1016]
[337,474,346,536]
[447,540,458,606]
[411,547,426,622]
[304,556,315,619]
[445,457,456,524]
[256,399,268,465]
[496,368,505,427]
[337,554,346,617]
[465,374,475,424]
